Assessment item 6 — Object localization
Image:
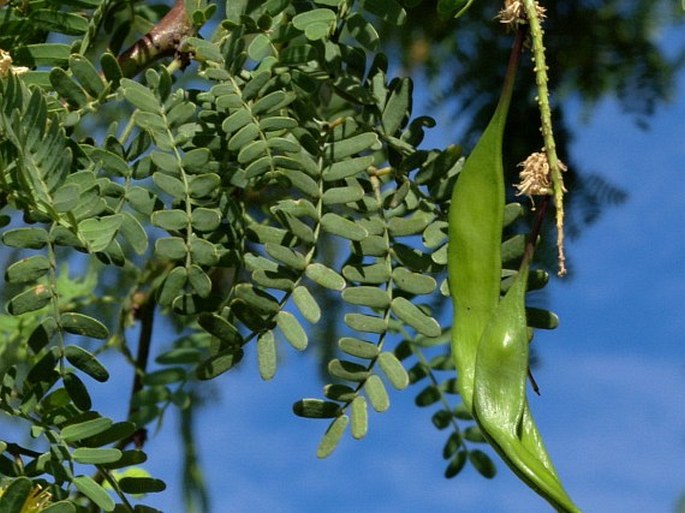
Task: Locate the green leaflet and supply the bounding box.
[448,50,514,413]
[473,264,580,513]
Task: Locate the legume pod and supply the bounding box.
[473,264,580,512]
[447,47,514,413]
[447,36,581,511]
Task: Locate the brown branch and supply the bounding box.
[117,0,195,77]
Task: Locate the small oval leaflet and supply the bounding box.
[276,311,308,350]
[344,313,387,334]
[121,78,161,113]
[443,431,463,459]
[78,421,136,448]
[342,262,390,284]
[187,264,212,298]
[341,286,389,308]
[118,477,166,494]
[469,449,497,479]
[196,347,244,380]
[338,337,379,359]
[432,409,453,430]
[61,417,113,443]
[324,384,356,402]
[102,449,147,469]
[526,307,560,330]
[2,227,49,249]
[364,374,389,412]
[388,211,434,237]
[321,184,365,205]
[151,209,188,231]
[78,214,122,253]
[63,372,92,410]
[235,283,280,314]
[305,262,346,291]
[119,212,148,255]
[292,8,337,30]
[8,284,53,315]
[390,297,441,337]
[191,208,222,232]
[189,173,221,198]
[61,313,109,340]
[257,330,277,380]
[292,286,321,323]
[72,447,122,465]
[157,266,187,306]
[350,396,368,440]
[415,384,441,407]
[292,399,341,418]
[265,243,307,270]
[5,255,51,284]
[73,475,115,512]
[316,415,349,459]
[391,267,437,295]
[325,132,380,160]
[445,450,468,479]
[328,359,369,382]
[252,269,295,292]
[26,347,59,383]
[322,155,374,181]
[198,313,242,343]
[64,345,110,382]
[70,54,105,98]
[377,352,409,390]
[464,425,486,443]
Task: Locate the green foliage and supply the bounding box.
[0,0,569,511]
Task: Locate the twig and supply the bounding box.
[117,0,195,78]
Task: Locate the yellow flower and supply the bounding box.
[0,483,54,513]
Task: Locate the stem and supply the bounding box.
[127,295,155,421]
[522,195,550,267]
[496,24,526,119]
[522,195,550,396]
[117,0,195,78]
[522,0,567,276]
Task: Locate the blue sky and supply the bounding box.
[118,59,685,512]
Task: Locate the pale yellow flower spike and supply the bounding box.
[519,0,568,276]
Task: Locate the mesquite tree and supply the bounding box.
[0,0,677,512]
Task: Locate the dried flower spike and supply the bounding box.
[515,150,567,197]
[516,150,568,276]
[0,49,29,78]
[497,0,546,29]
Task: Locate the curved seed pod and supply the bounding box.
[448,30,580,511]
[448,36,519,412]
[473,264,580,513]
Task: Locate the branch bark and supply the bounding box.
[117,0,195,77]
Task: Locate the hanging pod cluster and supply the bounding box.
[447,34,581,513]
